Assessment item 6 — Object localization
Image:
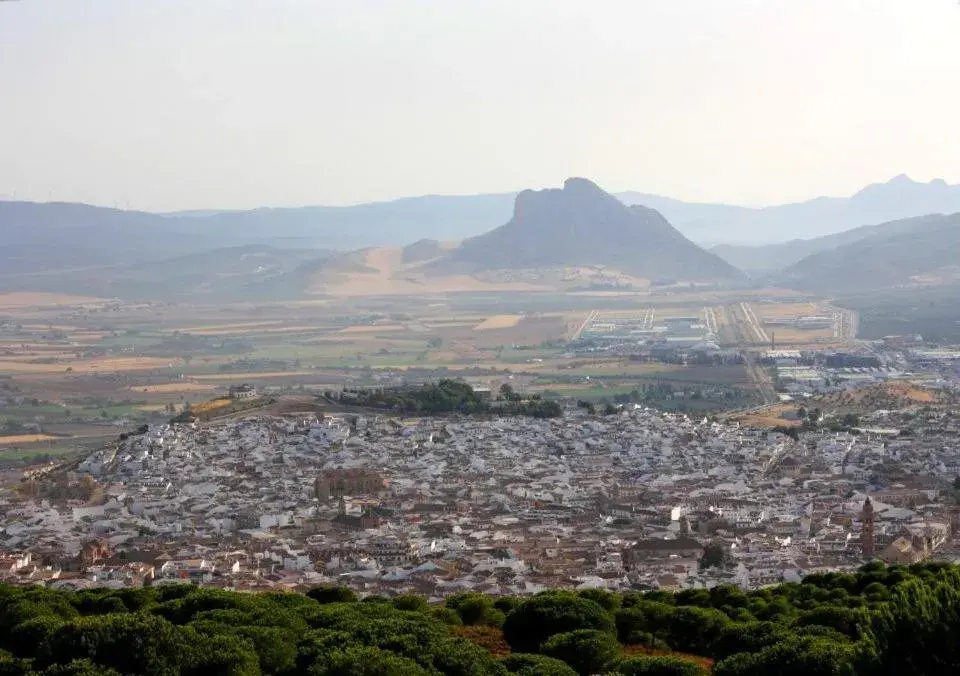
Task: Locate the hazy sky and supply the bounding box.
[2,0,959,211]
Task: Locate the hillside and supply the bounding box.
[623,174,960,245]
[166,193,519,250]
[0,195,517,275]
[711,214,933,274]
[0,201,221,274]
[282,245,550,296]
[730,380,950,429]
[401,238,456,264]
[778,213,960,293]
[2,563,960,674]
[0,244,332,300]
[432,178,743,282]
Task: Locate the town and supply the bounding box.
[2,383,959,597]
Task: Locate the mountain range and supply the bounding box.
[2,174,959,300]
[3,175,959,272]
[621,174,960,246]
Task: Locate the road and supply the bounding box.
[743,350,778,405]
[572,310,599,341]
[726,303,778,405]
[703,306,718,335]
[642,307,655,331]
[739,302,769,344]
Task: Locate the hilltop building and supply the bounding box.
[862,497,875,559]
[229,384,258,399]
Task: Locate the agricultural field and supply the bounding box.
[0,287,838,460]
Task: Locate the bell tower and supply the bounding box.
[861,497,875,559]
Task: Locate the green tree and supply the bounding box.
[540,629,622,676]
[501,653,578,675]
[392,594,428,613]
[445,593,504,627]
[37,613,185,676]
[700,543,728,570]
[307,587,357,605]
[234,626,297,674]
[37,660,122,676]
[713,636,857,676]
[180,630,260,676]
[426,637,509,676]
[311,646,429,675]
[577,589,621,613]
[614,602,677,644]
[502,592,615,653]
[616,655,710,675]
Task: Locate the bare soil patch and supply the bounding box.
[473,315,523,331]
[128,382,217,394]
[0,292,106,309]
[0,434,61,445]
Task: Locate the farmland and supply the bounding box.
[0,286,857,462]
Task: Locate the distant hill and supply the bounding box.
[620,174,960,245]
[431,178,742,282]
[163,193,519,250]
[710,216,930,274]
[0,201,221,274]
[778,213,960,293]
[0,195,517,275]
[5,174,960,299]
[0,244,331,300]
[5,174,960,274]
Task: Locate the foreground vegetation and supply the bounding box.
[4,562,960,674]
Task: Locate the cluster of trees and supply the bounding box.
[592,383,751,411]
[170,396,272,424]
[0,419,35,436]
[792,407,865,435]
[329,380,562,419]
[4,563,960,674]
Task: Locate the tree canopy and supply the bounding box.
[1,563,960,674]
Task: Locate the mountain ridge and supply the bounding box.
[424,177,743,282]
[777,212,960,293]
[5,175,959,259]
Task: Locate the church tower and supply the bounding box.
[861,497,875,559]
